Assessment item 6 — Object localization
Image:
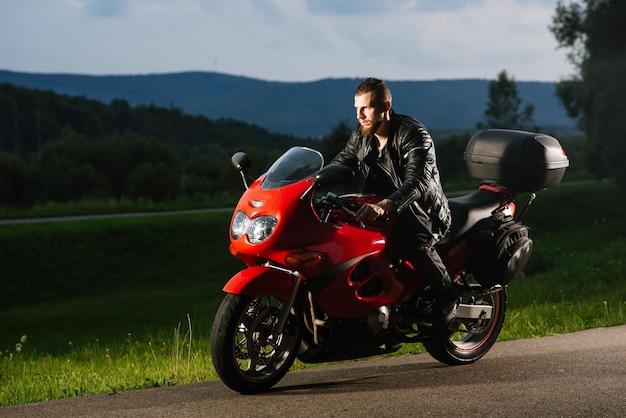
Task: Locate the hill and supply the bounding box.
[0,70,575,137]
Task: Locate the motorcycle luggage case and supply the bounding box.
[464,129,569,192]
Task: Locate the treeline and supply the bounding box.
[0,83,312,157]
[0,83,326,206]
[0,83,481,207]
[2,82,579,208]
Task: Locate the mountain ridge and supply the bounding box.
[0,70,575,137]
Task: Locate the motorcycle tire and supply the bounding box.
[210,293,301,393]
[423,284,507,365]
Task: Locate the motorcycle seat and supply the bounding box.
[438,189,501,245]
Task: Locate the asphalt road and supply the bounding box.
[2,325,624,418]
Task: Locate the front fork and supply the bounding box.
[269,266,326,347]
[263,262,305,338]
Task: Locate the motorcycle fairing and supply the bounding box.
[222,265,293,301]
[309,248,427,318]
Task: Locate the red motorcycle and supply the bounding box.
[210,129,569,393]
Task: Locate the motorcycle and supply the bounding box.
[210,129,569,393]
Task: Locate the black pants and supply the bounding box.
[396,222,451,297]
[405,245,451,296]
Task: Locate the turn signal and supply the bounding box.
[285,251,326,270]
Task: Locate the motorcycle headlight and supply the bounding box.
[231,211,248,240]
[231,211,277,244]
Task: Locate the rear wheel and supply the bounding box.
[423,283,506,365]
[210,294,301,393]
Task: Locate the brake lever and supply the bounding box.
[325,192,365,228]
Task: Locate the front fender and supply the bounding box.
[222,265,294,301]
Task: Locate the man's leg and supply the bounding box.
[407,245,458,330]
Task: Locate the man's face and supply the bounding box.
[354,92,384,136]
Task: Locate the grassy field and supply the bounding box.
[0,181,624,406]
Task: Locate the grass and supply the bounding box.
[1,283,223,406]
[501,237,625,339]
[1,320,217,403]
[498,180,626,337]
[1,181,625,406]
[0,194,238,220]
[0,211,237,309]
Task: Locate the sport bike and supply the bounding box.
[210,128,569,393]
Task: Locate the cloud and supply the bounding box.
[1,0,571,81]
[305,0,480,15]
[81,0,128,18]
[305,0,387,15]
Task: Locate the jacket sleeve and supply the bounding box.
[387,122,436,212]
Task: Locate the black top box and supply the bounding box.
[464,129,569,192]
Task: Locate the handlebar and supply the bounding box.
[315,192,361,227]
[316,192,389,227]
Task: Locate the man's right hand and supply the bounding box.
[356,199,396,221]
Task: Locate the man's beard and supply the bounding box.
[360,118,382,136]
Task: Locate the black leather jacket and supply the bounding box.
[331,111,451,241]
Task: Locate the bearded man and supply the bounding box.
[330,77,456,329]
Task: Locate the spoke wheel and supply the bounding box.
[211,294,301,393]
[423,282,507,365]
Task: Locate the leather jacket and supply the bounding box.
[331,111,451,241]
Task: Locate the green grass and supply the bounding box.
[1,181,625,406]
[0,211,238,309]
[0,195,238,220]
[501,236,625,339]
[1,318,217,403]
[0,282,227,405]
[498,180,626,337]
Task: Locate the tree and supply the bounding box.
[128,162,176,202]
[435,133,472,184]
[478,70,535,130]
[320,121,352,163]
[35,127,104,201]
[90,132,182,199]
[550,0,626,186]
[0,153,37,206]
[181,155,224,197]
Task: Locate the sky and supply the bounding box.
[0,0,575,83]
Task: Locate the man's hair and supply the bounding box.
[355,77,392,109]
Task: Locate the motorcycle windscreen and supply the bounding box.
[261,147,323,190]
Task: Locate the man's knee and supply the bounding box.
[409,246,447,278]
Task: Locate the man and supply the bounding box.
[331,77,456,329]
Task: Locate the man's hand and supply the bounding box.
[356,199,396,221]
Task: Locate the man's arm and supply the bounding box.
[387,122,435,212]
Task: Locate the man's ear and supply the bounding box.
[382,101,391,120]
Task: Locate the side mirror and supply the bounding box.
[300,164,354,200]
[315,164,354,188]
[231,152,254,189]
[231,152,251,171]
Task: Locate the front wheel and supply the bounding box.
[423,284,507,365]
[210,294,301,393]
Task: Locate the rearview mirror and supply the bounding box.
[231,152,251,171]
[315,164,354,188]
[231,152,254,189]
